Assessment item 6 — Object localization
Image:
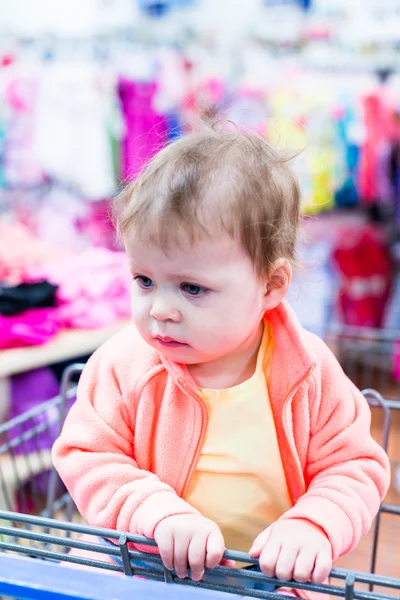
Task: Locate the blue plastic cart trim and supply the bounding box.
[0,553,237,600]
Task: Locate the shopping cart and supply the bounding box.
[325,325,400,400]
[0,363,399,600]
[325,324,400,498]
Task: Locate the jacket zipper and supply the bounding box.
[281,365,315,500]
[181,392,209,499]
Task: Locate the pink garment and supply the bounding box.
[31,247,132,329]
[118,78,168,181]
[0,308,60,349]
[358,91,392,205]
[0,223,130,348]
[0,222,67,285]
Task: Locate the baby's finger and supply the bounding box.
[205,530,225,570]
[312,550,332,584]
[156,531,174,571]
[220,558,236,568]
[293,548,316,583]
[258,541,281,578]
[275,545,299,582]
[188,534,208,581]
[249,527,272,557]
[173,536,189,579]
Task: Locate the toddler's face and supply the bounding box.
[125,231,268,370]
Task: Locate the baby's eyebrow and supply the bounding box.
[128,261,150,271]
[172,272,219,287]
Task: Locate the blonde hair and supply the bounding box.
[113,127,300,276]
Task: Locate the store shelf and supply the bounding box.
[0,319,131,379]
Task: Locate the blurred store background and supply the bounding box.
[0,0,399,583]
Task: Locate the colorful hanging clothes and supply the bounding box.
[118,78,168,182]
[331,225,392,328]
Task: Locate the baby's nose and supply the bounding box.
[150,297,181,322]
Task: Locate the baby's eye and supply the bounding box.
[134,275,154,289]
[181,283,208,296]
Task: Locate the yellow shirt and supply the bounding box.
[186,324,292,554]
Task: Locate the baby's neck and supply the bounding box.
[188,322,264,390]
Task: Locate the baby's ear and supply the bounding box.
[263,258,292,311]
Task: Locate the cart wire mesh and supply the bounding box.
[0,509,399,600]
[325,325,400,400]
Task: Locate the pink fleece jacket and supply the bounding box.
[52,300,390,565]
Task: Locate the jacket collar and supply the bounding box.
[268,299,316,402]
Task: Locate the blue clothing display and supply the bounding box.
[139,0,195,16]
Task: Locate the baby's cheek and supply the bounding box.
[199,325,236,353]
[130,298,149,332]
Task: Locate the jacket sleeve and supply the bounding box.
[279,338,391,560]
[51,349,199,539]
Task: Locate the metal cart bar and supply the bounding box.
[0,512,399,600]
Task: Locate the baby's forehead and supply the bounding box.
[126,229,249,273]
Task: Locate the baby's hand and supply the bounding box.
[249,519,332,584]
[154,514,225,581]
